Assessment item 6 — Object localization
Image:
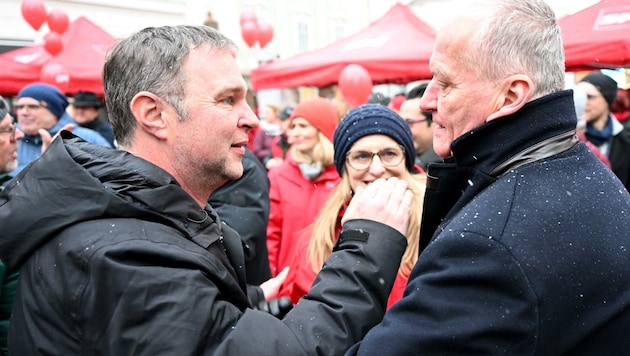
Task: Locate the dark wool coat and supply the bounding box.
[349,90,630,355]
[0,132,406,355]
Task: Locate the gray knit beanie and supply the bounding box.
[333,104,416,175]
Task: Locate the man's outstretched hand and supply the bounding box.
[342,177,414,236]
[39,124,74,153]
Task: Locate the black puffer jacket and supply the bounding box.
[0,133,406,355]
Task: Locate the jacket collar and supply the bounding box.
[444,90,577,175]
[420,90,578,252]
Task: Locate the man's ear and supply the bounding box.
[487,74,533,122]
[129,91,169,140]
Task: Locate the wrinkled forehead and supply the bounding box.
[15,97,41,105]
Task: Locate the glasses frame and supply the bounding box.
[14,103,45,111]
[405,118,429,125]
[0,115,17,141]
[345,145,406,171]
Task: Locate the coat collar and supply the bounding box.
[444,90,577,175]
[420,90,579,252]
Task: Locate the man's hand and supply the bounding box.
[38,124,74,153]
[342,177,414,236]
[259,266,289,301]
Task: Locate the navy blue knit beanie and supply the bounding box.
[17,83,69,119]
[333,104,416,175]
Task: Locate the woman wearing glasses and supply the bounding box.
[279,104,426,309]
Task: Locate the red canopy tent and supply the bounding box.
[560,0,630,72]
[250,2,435,91]
[0,16,117,96]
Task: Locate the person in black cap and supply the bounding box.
[264,105,293,170]
[72,91,116,147]
[577,71,630,189]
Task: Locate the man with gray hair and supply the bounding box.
[349,0,630,354]
[0,25,412,354]
[0,95,23,354]
[0,96,24,189]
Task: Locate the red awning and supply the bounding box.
[0,16,117,96]
[560,0,630,72]
[250,2,435,91]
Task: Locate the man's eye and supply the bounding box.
[221,97,234,105]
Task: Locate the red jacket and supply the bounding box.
[266,157,339,276]
[280,210,408,310]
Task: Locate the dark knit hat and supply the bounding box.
[579,71,618,108]
[73,91,102,108]
[333,104,416,175]
[17,83,69,119]
[278,106,293,120]
[0,95,9,121]
[289,97,338,141]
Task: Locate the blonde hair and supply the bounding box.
[290,132,335,167]
[266,104,281,116]
[307,167,426,277]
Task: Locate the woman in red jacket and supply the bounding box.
[266,97,340,276]
[280,104,426,309]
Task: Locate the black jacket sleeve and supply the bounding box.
[214,219,407,355]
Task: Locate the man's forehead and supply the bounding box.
[16,97,40,104]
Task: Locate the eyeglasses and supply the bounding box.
[346,146,405,170]
[405,118,429,126]
[0,116,17,141]
[14,103,45,111]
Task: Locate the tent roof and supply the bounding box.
[559,0,630,72]
[0,16,117,96]
[250,2,435,91]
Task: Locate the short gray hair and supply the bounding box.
[456,0,565,99]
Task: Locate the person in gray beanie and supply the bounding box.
[277,103,427,309]
[13,82,112,175]
[577,71,630,189]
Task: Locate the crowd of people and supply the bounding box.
[0,0,629,354]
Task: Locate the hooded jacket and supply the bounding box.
[0,132,406,355]
[349,90,630,354]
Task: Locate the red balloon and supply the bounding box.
[338,64,373,107]
[258,21,274,48]
[21,0,47,31]
[241,20,259,48]
[47,9,70,34]
[44,32,63,56]
[40,63,70,93]
[240,10,257,25]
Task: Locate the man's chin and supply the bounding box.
[1,161,17,175]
